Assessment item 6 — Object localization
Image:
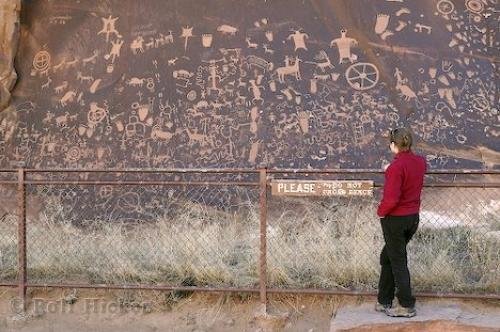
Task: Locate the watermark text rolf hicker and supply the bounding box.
[10,297,151,315]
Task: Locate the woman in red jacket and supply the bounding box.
[375,128,426,317]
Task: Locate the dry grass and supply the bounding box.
[0,192,498,294]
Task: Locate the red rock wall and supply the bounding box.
[0,0,498,169]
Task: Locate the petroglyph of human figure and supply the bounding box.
[130,36,145,54]
[330,29,358,63]
[181,26,194,53]
[287,30,309,51]
[207,63,222,95]
[104,39,124,63]
[249,80,263,103]
[98,15,122,42]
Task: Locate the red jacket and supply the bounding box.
[377,150,427,217]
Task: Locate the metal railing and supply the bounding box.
[0,168,499,312]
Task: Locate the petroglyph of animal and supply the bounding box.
[167,57,178,66]
[66,57,79,68]
[210,100,231,110]
[54,81,68,93]
[217,25,238,35]
[173,70,194,79]
[155,32,174,47]
[313,73,330,81]
[312,50,334,72]
[52,59,66,72]
[151,126,176,141]
[82,50,99,65]
[77,71,93,83]
[276,58,302,83]
[60,91,77,106]
[263,44,274,54]
[127,77,145,87]
[130,36,145,54]
[185,128,209,146]
[55,112,70,127]
[396,80,417,101]
[246,37,258,49]
[145,38,155,50]
[41,77,52,89]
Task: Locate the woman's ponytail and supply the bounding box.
[389,128,413,151]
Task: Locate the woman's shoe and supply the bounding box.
[374,302,392,312]
[385,304,416,317]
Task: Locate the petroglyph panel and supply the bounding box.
[0,0,498,170]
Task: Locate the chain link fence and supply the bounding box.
[266,182,499,294]
[23,171,261,289]
[0,169,498,304]
[0,171,18,284]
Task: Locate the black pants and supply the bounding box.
[377,214,419,308]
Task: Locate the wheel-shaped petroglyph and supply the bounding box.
[465,0,484,13]
[436,0,454,15]
[345,62,379,90]
[33,51,51,71]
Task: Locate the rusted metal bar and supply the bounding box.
[268,169,500,175]
[16,180,499,188]
[0,283,18,287]
[11,168,500,175]
[268,169,384,174]
[24,180,259,186]
[372,183,500,188]
[10,284,499,301]
[23,168,261,173]
[266,288,500,300]
[17,169,27,312]
[259,168,268,306]
[425,169,500,175]
[24,283,260,293]
[423,183,500,188]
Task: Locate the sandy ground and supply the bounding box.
[0,288,499,332]
[0,288,336,332]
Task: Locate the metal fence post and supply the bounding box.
[17,168,27,312]
[259,168,268,308]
